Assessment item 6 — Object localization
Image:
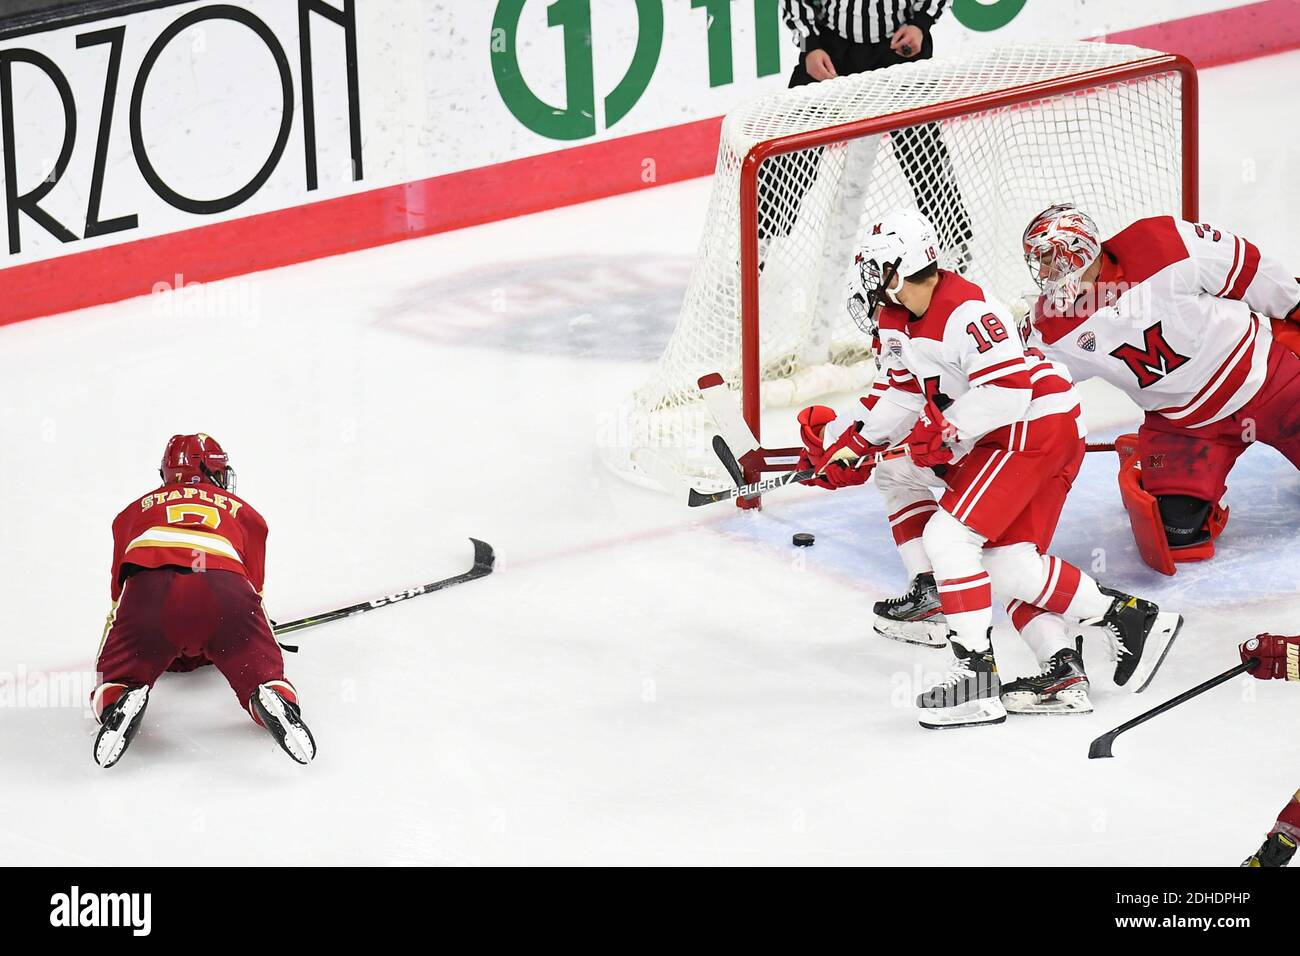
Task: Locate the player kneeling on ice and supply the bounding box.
[796,210,1182,728]
[91,434,315,768]
[1019,205,1300,574]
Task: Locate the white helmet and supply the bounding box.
[855,209,939,320]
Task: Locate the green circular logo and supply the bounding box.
[952,0,1028,32]
[491,0,664,141]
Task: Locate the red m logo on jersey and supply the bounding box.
[1109,322,1190,388]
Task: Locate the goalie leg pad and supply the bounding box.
[1118,446,1177,575]
[1121,426,1234,574]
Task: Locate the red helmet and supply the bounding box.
[160,434,235,492]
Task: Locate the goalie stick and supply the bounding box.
[274,537,495,652]
[697,373,803,479]
[1087,658,1257,759]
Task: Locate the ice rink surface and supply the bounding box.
[2,51,1298,865]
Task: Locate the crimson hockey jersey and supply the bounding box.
[109,485,267,601]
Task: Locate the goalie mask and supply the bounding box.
[1022,203,1101,312]
[854,210,940,327]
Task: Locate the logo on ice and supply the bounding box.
[49,886,151,936]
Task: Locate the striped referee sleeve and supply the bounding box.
[907,0,948,33]
[782,0,825,49]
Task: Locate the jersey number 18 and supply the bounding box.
[965,313,1009,354]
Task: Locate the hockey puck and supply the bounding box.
[792,533,815,547]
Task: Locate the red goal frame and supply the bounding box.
[734,52,1199,508]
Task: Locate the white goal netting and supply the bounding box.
[601,41,1191,488]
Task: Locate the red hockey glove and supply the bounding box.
[797,405,838,454]
[905,401,959,467]
[794,408,877,489]
[796,450,874,489]
[1241,634,1300,681]
[798,405,877,467]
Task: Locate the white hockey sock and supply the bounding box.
[876,459,942,579]
[1062,574,1113,621]
[896,537,932,579]
[984,545,1113,622]
[1009,603,1074,663]
[922,509,992,653]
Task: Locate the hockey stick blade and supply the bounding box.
[1087,658,1256,758]
[274,538,495,651]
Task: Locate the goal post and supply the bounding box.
[602,42,1198,504]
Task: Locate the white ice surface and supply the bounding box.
[1,51,1297,866]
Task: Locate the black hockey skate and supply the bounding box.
[1241,831,1297,867]
[94,685,150,769]
[873,572,947,648]
[249,683,317,765]
[1002,644,1092,715]
[916,632,1006,729]
[1094,586,1182,692]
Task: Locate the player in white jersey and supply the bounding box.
[1020,204,1300,574]
[795,210,1182,727]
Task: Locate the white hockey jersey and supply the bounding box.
[1028,216,1300,429]
[861,271,1082,451]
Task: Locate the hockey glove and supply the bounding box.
[797,405,838,454]
[796,406,876,489]
[1241,634,1300,681]
[905,401,959,468]
[796,450,874,489]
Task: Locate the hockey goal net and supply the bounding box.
[601,41,1196,493]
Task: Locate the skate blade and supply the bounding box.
[874,616,948,648]
[918,696,1007,729]
[94,686,150,769]
[256,687,317,765]
[1130,612,1183,694]
[1003,688,1093,716]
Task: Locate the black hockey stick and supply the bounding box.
[688,446,908,507]
[273,538,495,652]
[1087,658,1257,759]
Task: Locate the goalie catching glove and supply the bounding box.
[796,405,878,490]
[1241,634,1300,681]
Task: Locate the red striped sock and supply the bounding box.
[1033,557,1084,615]
[938,572,992,615]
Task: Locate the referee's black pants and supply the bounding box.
[759,30,974,260]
